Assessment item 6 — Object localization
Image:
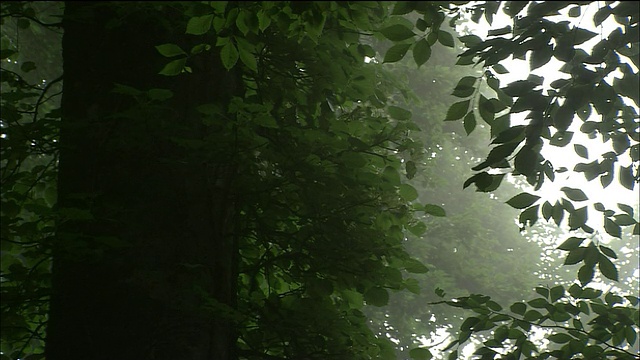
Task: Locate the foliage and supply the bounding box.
[1,1,638,359]
[375,1,638,358]
[1,2,62,358]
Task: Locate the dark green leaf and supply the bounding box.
[413,39,431,67]
[558,237,585,251]
[406,161,417,179]
[156,43,187,57]
[444,100,470,121]
[510,302,527,315]
[530,44,553,71]
[578,264,595,286]
[159,58,187,76]
[409,348,433,360]
[617,203,634,216]
[388,105,412,120]
[599,246,617,259]
[20,61,36,73]
[438,30,455,47]
[568,6,581,17]
[561,187,588,201]
[399,184,418,201]
[598,256,618,281]
[550,285,565,302]
[383,43,411,63]
[463,112,476,135]
[519,205,539,227]
[186,14,214,35]
[549,333,573,343]
[380,24,415,41]
[568,207,588,230]
[220,42,239,70]
[564,248,585,265]
[506,192,540,209]
[604,217,621,238]
[619,164,635,191]
[424,204,446,217]
[554,105,574,132]
[364,286,389,307]
[574,144,588,159]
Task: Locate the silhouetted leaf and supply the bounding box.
[598,256,618,281]
[506,192,540,209]
[561,187,588,201]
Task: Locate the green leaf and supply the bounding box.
[619,164,635,191]
[550,285,565,302]
[238,47,258,72]
[220,42,239,70]
[492,64,509,74]
[438,30,455,47]
[568,207,588,230]
[409,348,432,360]
[510,302,526,315]
[568,6,581,17]
[147,88,173,101]
[558,237,585,251]
[408,221,427,236]
[380,24,415,41]
[399,184,418,201]
[156,43,187,58]
[424,204,446,217]
[506,192,540,209]
[564,248,585,265]
[405,161,417,179]
[383,43,411,63]
[599,246,617,259]
[519,205,539,227]
[604,217,621,238]
[364,286,389,307]
[530,44,553,71]
[613,214,636,226]
[413,39,431,67]
[463,112,476,135]
[578,264,595,286]
[523,309,543,321]
[20,61,36,73]
[388,106,412,120]
[574,144,588,159]
[599,256,620,280]
[444,100,470,121]
[554,105,574,132]
[159,58,187,76]
[561,187,588,201]
[186,14,214,35]
[549,333,573,343]
[405,258,429,273]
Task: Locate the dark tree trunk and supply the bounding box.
[47,3,240,359]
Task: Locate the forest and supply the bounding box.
[0,1,638,359]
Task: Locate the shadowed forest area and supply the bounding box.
[1,2,638,359]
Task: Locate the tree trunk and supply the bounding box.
[46,3,239,359]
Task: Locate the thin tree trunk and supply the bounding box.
[46,3,239,359]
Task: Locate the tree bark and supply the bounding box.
[46,3,239,359]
